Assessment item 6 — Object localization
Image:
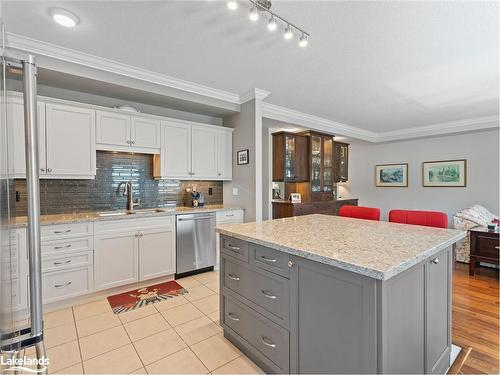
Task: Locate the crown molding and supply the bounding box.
[239,88,271,103]
[5,32,242,105]
[262,102,378,142]
[376,115,500,142]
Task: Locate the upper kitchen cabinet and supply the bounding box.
[272,132,309,182]
[96,110,160,154]
[7,96,46,178]
[7,95,96,179]
[45,103,96,178]
[217,128,233,180]
[191,124,218,179]
[309,132,335,201]
[154,120,233,181]
[333,141,349,182]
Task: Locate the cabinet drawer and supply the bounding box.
[41,237,93,255]
[216,210,244,224]
[250,245,290,278]
[475,236,500,259]
[42,251,93,273]
[41,222,93,241]
[221,236,249,262]
[223,257,289,324]
[42,267,93,304]
[223,295,289,373]
[94,216,174,234]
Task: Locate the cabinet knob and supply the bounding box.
[131,140,136,144]
[431,258,439,264]
[287,260,295,268]
[47,168,53,172]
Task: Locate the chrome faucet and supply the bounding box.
[123,181,140,212]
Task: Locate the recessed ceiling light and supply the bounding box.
[50,8,78,28]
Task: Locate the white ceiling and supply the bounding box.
[3,0,499,133]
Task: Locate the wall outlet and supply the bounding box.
[232,187,239,196]
[208,187,213,195]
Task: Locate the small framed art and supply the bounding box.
[375,163,408,187]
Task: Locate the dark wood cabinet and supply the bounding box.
[469,227,499,276]
[272,132,309,182]
[307,132,335,201]
[334,141,349,182]
[272,199,358,219]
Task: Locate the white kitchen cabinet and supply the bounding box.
[94,231,138,290]
[192,124,218,179]
[45,103,96,178]
[132,116,160,149]
[96,110,131,148]
[217,128,233,180]
[156,121,192,179]
[6,96,46,178]
[96,110,160,153]
[139,225,175,281]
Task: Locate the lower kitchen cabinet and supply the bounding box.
[94,231,139,290]
[138,226,176,281]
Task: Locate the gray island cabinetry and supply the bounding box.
[217,215,466,374]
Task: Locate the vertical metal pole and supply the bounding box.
[22,56,43,338]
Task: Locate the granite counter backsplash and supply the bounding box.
[14,151,222,216]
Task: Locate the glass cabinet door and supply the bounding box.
[284,135,295,179]
[311,136,321,192]
[323,138,333,192]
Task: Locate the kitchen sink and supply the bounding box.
[97,208,168,217]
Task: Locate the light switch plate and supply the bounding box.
[232,187,239,196]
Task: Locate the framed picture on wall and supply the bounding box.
[422,159,466,187]
[237,149,249,165]
[375,163,408,187]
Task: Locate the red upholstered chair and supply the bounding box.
[388,209,448,229]
[338,205,381,221]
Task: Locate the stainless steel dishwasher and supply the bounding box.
[176,212,216,278]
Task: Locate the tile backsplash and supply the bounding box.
[14,151,223,216]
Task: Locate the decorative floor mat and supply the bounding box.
[107,280,187,314]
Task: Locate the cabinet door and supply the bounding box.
[131,116,160,150]
[7,96,46,177]
[426,249,451,374]
[45,103,96,178]
[96,110,131,149]
[217,128,232,180]
[191,125,218,179]
[138,226,175,281]
[94,232,138,290]
[159,121,191,178]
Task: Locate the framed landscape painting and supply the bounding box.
[375,163,408,187]
[422,159,466,187]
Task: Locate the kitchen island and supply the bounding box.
[216,214,466,374]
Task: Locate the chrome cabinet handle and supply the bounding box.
[261,290,277,299]
[261,336,276,348]
[47,168,53,172]
[40,168,45,172]
[54,229,71,234]
[227,313,240,321]
[431,258,439,264]
[54,281,72,289]
[228,274,240,281]
[261,255,277,263]
[227,244,240,251]
[226,214,234,217]
[54,260,71,266]
[131,140,135,144]
[54,244,72,250]
[288,260,295,268]
[218,173,222,176]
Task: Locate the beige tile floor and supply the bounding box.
[31,271,264,374]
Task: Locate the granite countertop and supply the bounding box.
[12,205,243,227]
[216,214,466,280]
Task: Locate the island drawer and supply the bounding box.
[223,295,289,373]
[221,236,249,262]
[41,237,94,255]
[250,245,290,278]
[41,222,93,241]
[223,257,289,324]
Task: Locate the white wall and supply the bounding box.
[344,129,499,225]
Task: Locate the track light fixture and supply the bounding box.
[226,0,310,48]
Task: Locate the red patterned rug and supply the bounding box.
[107,280,187,314]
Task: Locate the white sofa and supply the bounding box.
[453,205,498,263]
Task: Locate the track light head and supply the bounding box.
[267,15,277,31]
[249,6,259,21]
[284,25,293,40]
[299,33,308,47]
